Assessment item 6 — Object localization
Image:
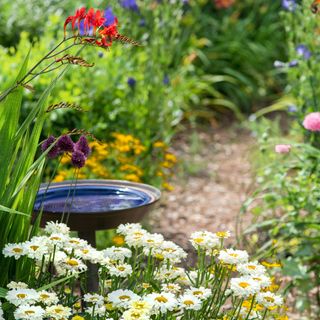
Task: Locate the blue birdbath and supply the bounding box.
[33,179,161,291]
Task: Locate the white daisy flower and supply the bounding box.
[155,266,186,282]
[38,291,59,306]
[45,304,72,319]
[230,277,261,298]
[256,291,283,308]
[117,223,143,236]
[85,305,106,316]
[251,275,272,289]
[103,246,132,261]
[125,229,148,248]
[190,231,219,250]
[60,257,87,274]
[237,261,266,276]
[45,221,70,235]
[47,233,68,248]
[108,289,140,308]
[153,241,187,263]
[142,233,164,249]
[3,243,26,259]
[7,281,28,289]
[108,263,133,278]
[179,294,202,311]
[65,237,88,250]
[14,304,44,320]
[130,300,152,312]
[144,292,178,313]
[218,248,249,265]
[6,288,39,306]
[161,283,181,294]
[23,238,48,259]
[84,293,104,305]
[185,287,212,300]
[122,308,150,320]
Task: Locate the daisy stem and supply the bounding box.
[262,309,268,320]
[245,295,256,320]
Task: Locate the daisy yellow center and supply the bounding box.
[264,296,275,303]
[40,294,50,299]
[155,296,168,303]
[69,240,80,244]
[253,277,261,281]
[216,231,227,238]
[163,248,175,253]
[117,266,126,271]
[184,300,195,306]
[50,237,61,241]
[119,295,130,301]
[17,293,27,299]
[82,249,89,254]
[248,265,256,270]
[194,238,204,243]
[12,248,23,253]
[193,291,203,296]
[229,253,238,257]
[25,310,35,315]
[67,259,79,266]
[54,308,63,313]
[30,245,39,251]
[239,282,250,288]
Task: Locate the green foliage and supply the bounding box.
[193,0,286,114]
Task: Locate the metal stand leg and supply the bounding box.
[78,229,99,293]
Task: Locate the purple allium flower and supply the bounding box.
[163,74,170,85]
[296,44,312,60]
[104,7,116,27]
[42,136,60,159]
[75,135,91,157]
[57,135,74,153]
[127,77,136,88]
[120,0,139,12]
[71,150,86,168]
[288,60,299,67]
[282,0,296,12]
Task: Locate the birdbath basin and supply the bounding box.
[33,179,161,291]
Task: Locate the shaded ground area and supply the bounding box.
[150,125,254,248]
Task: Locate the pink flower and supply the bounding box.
[302,112,320,131]
[275,144,291,154]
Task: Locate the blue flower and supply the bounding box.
[288,60,299,67]
[282,0,297,11]
[163,75,170,85]
[139,18,146,27]
[127,77,136,88]
[120,0,139,12]
[296,44,312,60]
[104,7,116,27]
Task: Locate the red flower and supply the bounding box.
[64,7,86,36]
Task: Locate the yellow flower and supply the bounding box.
[112,235,125,246]
[164,153,177,163]
[161,161,174,168]
[261,261,282,268]
[124,174,141,182]
[72,316,85,320]
[53,171,68,182]
[60,154,70,165]
[275,316,289,320]
[153,141,166,148]
[162,182,174,191]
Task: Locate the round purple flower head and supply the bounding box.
[57,135,75,153]
[41,136,60,159]
[71,150,86,168]
[282,0,296,12]
[75,135,91,157]
[104,7,116,27]
[296,44,312,60]
[127,77,136,88]
[163,74,170,85]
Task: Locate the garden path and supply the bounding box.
[150,125,255,249]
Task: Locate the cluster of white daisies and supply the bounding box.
[0,222,284,319]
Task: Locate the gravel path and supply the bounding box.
[150,126,254,247]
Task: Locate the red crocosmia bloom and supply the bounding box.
[93,10,106,31]
[64,7,86,36]
[97,18,119,47]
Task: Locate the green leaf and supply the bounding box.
[0,205,29,217]
[0,287,8,298]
